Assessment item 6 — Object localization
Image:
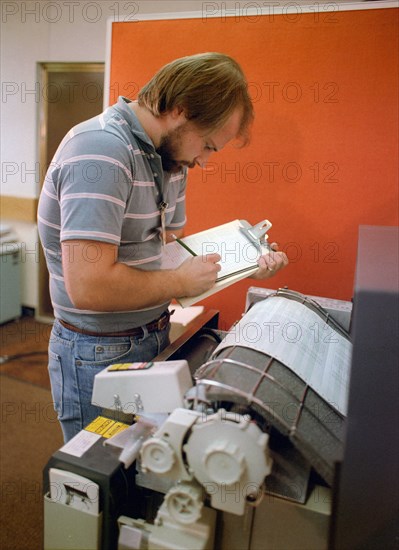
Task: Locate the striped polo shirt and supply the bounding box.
[38,96,187,331]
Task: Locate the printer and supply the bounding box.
[43,226,398,550]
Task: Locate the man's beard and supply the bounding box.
[156,125,195,173]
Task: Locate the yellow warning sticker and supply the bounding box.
[85,416,130,439]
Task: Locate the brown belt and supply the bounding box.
[59,310,171,337]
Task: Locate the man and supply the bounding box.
[38,53,288,442]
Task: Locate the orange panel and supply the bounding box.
[109,10,398,328]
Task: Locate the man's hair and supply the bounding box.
[138,52,254,144]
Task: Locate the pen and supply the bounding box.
[171,234,197,257]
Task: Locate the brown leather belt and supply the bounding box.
[59,310,171,337]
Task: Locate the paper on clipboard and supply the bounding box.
[161,219,272,307]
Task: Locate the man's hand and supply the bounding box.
[251,243,289,280]
[176,254,221,297]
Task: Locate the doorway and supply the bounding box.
[38,62,104,319]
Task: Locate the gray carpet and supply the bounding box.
[0,374,64,550]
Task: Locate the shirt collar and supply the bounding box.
[115,96,155,150]
[115,96,187,180]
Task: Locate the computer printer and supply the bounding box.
[43,226,399,550]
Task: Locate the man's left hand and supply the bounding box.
[251,243,289,280]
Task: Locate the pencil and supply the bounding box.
[171,234,197,256]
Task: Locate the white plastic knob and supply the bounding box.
[203,441,245,485]
[140,438,175,474]
[164,483,203,525]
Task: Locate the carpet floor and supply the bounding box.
[0,374,64,549]
[1,317,63,550]
[0,317,52,390]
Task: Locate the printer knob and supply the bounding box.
[203,441,245,485]
[140,438,176,474]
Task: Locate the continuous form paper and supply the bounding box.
[214,297,353,416]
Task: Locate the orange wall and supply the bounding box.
[109,9,398,329]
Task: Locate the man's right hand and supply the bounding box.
[176,253,221,297]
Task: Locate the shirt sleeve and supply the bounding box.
[56,131,133,245]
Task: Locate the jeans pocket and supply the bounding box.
[75,340,136,412]
[76,341,133,365]
[48,350,63,418]
[93,342,133,364]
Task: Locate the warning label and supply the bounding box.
[85,416,130,439]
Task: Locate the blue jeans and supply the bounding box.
[48,319,170,442]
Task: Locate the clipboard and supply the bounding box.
[239,219,273,252]
[213,219,273,282]
[161,218,274,307]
